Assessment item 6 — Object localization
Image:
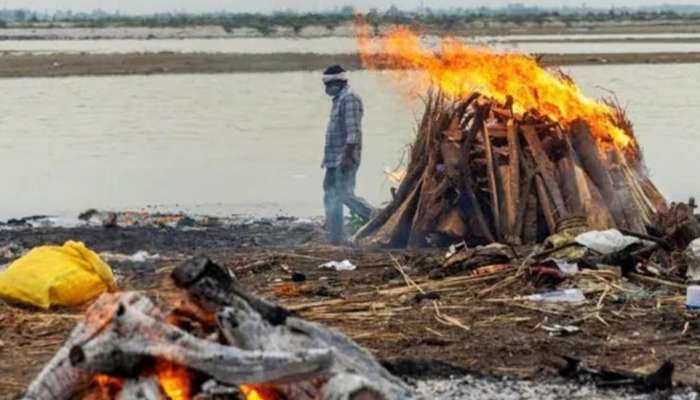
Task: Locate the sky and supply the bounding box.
[3,1,700,14]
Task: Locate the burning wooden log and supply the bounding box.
[24,257,415,400]
[116,378,167,400]
[68,293,333,386]
[176,257,415,400]
[354,91,667,248]
[22,293,144,400]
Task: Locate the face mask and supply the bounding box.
[325,84,343,97]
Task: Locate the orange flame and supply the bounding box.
[155,360,191,400]
[94,374,124,397]
[240,384,279,400]
[355,23,633,148]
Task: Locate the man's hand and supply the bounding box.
[340,144,356,172]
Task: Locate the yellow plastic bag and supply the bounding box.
[0,241,117,309]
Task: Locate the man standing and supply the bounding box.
[321,65,373,244]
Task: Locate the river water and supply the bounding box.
[0,63,697,219]
[2,35,700,55]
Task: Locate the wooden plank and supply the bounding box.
[482,122,502,240]
[522,125,568,224]
[608,153,646,233]
[407,156,449,247]
[523,187,539,243]
[570,120,628,228]
[505,119,521,242]
[557,133,583,216]
[513,170,535,243]
[364,177,423,248]
[499,164,514,241]
[437,207,467,238]
[464,170,496,243]
[614,146,662,226]
[353,158,427,242]
[535,174,557,235]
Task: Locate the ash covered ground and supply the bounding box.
[0,213,699,399]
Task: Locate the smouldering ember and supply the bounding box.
[355,23,633,148]
[240,384,279,400]
[154,359,191,400]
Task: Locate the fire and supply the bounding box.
[94,374,123,397]
[355,22,633,148]
[155,360,191,400]
[240,384,279,400]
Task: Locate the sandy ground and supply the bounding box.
[0,215,699,398]
[1,51,700,78]
[415,376,700,399]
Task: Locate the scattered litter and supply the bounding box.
[527,288,586,303]
[279,263,292,273]
[554,260,579,276]
[687,286,700,310]
[0,241,117,308]
[529,264,567,287]
[445,241,466,259]
[575,229,651,255]
[684,238,700,282]
[300,285,340,297]
[1,216,85,229]
[434,243,512,279]
[541,324,581,336]
[413,291,441,303]
[597,264,622,278]
[0,243,27,260]
[635,261,662,277]
[100,250,161,263]
[129,251,160,262]
[319,259,357,271]
[291,272,307,282]
[274,283,300,297]
[621,288,659,302]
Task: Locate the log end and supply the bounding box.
[171,256,232,289]
[171,257,218,288]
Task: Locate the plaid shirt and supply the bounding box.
[322,86,363,168]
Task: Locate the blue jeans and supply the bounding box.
[323,165,373,242]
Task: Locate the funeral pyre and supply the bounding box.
[354,26,668,248]
[22,258,413,400]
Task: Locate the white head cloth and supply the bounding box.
[322,72,348,83]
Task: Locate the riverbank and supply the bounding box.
[3,51,700,78]
[0,212,699,398]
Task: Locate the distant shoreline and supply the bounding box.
[1,52,700,78]
[3,21,700,41]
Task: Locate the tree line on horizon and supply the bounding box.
[2,4,700,33]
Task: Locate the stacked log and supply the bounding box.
[24,258,413,400]
[355,91,668,248]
